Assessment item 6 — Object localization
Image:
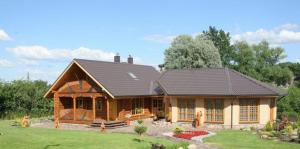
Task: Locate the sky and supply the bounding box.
[0,0,300,83]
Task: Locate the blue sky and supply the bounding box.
[0,0,300,83]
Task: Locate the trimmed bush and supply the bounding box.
[283,125,293,136]
[265,121,273,131]
[173,126,184,135]
[137,119,143,125]
[134,125,147,136]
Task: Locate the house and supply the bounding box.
[44,55,284,128]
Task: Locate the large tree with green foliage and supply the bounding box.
[232,41,292,86]
[203,26,235,67]
[164,35,222,69]
[279,62,300,87]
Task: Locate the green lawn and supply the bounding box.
[0,120,187,149]
[204,130,300,149]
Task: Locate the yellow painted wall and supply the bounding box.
[170,96,274,127]
[170,97,178,122]
[259,98,271,125]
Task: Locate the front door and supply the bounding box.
[95,97,107,120]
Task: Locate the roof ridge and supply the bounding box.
[225,68,233,95]
[229,69,279,94]
[74,58,157,68]
[161,67,226,72]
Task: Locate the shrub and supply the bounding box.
[291,122,298,130]
[151,143,166,149]
[137,119,143,125]
[264,121,273,131]
[134,125,147,136]
[173,126,184,135]
[283,125,293,136]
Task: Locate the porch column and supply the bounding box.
[73,96,76,121]
[92,96,96,121]
[53,93,59,121]
[106,97,110,121]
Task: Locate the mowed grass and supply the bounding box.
[204,130,300,149]
[0,120,187,149]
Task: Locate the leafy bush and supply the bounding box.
[134,125,147,136]
[0,80,52,119]
[173,126,184,135]
[283,125,293,136]
[137,119,143,125]
[264,121,273,131]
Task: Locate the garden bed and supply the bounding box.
[174,130,209,140]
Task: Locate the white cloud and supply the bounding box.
[8,46,116,62]
[0,59,12,67]
[232,23,300,45]
[143,34,176,43]
[0,29,11,41]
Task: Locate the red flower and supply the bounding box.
[174,131,209,140]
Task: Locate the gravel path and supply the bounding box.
[31,119,219,149]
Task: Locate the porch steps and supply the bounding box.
[90,120,127,129]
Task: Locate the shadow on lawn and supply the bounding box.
[43,144,60,149]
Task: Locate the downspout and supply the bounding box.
[231,99,233,129]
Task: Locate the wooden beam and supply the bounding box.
[54,93,59,121]
[73,96,76,121]
[93,96,96,121]
[106,97,110,121]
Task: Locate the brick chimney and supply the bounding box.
[114,53,120,63]
[127,55,133,64]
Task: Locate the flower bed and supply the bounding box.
[174,130,209,140]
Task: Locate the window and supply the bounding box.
[128,72,139,80]
[178,99,195,121]
[132,98,144,115]
[204,99,224,123]
[96,100,103,111]
[76,99,84,109]
[76,97,92,110]
[239,99,259,123]
[153,99,163,111]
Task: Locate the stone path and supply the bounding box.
[31,119,219,149]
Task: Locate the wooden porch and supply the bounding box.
[53,80,165,124]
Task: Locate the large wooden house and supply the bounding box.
[44,55,284,128]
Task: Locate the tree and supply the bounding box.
[279,62,300,87]
[277,86,300,118]
[0,80,52,119]
[203,26,235,67]
[164,34,222,70]
[232,41,292,86]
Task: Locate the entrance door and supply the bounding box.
[95,97,107,120]
[153,99,164,118]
